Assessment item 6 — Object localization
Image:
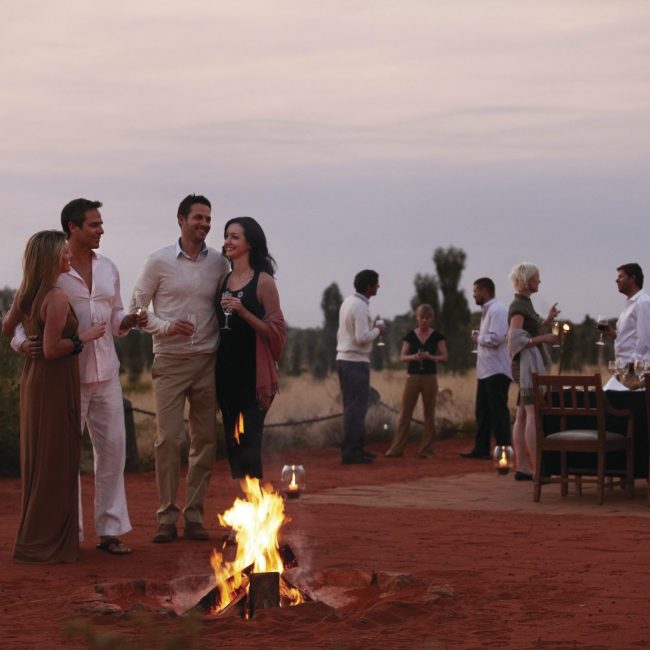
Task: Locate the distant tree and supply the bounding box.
[0,335,21,476]
[410,273,440,316]
[0,286,15,313]
[433,247,471,372]
[320,282,343,373]
[290,331,303,376]
[312,337,330,379]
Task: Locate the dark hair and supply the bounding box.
[473,277,495,296]
[223,217,277,277]
[178,194,211,219]
[353,269,379,294]
[617,263,644,289]
[60,198,102,235]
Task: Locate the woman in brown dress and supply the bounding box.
[2,230,104,563]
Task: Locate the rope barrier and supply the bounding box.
[125,401,426,427]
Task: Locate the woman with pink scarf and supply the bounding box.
[216,217,286,479]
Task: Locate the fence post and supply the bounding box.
[123,398,140,472]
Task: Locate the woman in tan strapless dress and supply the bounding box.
[2,230,104,563]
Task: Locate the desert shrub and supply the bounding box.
[0,335,21,476]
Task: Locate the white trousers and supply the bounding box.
[78,376,132,539]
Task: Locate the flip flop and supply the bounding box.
[96,538,133,555]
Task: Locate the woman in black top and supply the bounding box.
[216,217,285,479]
[385,304,447,458]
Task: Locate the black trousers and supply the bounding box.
[337,360,370,458]
[474,373,511,455]
[221,397,268,479]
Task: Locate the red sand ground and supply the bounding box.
[3,437,650,649]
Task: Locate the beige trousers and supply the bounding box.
[152,354,217,525]
[386,374,438,456]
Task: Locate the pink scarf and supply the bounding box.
[255,305,286,410]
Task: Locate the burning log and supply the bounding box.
[247,572,280,616]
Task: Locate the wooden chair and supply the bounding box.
[532,373,634,505]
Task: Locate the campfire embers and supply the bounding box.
[205,477,306,618]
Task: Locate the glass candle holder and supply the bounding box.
[280,464,306,499]
[493,445,514,475]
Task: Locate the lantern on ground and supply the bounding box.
[280,465,306,499]
[493,445,514,475]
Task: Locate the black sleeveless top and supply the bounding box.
[216,272,265,402]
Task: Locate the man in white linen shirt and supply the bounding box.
[602,263,650,388]
[461,278,513,459]
[336,269,386,465]
[132,194,229,543]
[13,198,144,555]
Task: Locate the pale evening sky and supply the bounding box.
[2,0,649,328]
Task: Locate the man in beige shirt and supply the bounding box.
[132,194,229,543]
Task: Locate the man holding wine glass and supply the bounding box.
[132,194,229,543]
[12,198,146,555]
[461,278,512,460]
[601,263,650,390]
[336,269,385,464]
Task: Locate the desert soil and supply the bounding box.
[2,437,650,649]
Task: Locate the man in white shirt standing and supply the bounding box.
[461,277,512,459]
[14,198,144,555]
[602,263,650,368]
[132,194,229,543]
[336,269,386,465]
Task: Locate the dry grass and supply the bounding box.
[121,364,609,464]
[121,369,482,462]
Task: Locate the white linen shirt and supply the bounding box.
[131,240,229,356]
[614,289,650,363]
[12,252,128,383]
[335,292,380,363]
[477,298,513,380]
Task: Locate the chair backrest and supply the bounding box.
[532,373,606,437]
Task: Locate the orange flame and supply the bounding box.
[234,412,245,445]
[210,477,303,613]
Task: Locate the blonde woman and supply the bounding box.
[385,304,448,458]
[2,230,103,563]
[507,262,559,481]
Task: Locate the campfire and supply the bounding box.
[205,476,305,618]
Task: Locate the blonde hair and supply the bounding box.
[17,230,67,317]
[415,303,435,318]
[508,262,539,293]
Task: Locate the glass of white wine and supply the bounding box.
[471,329,479,354]
[375,317,386,347]
[551,321,561,349]
[186,312,198,345]
[133,290,149,329]
[221,290,233,330]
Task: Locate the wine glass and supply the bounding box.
[418,346,424,370]
[375,317,385,347]
[595,315,608,346]
[607,360,617,378]
[186,312,197,345]
[634,357,649,382]
[551,321,560,349]
[471,329,479,354]
[133,290,149,329]
[221,290,232,330]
